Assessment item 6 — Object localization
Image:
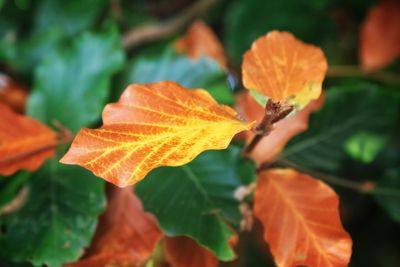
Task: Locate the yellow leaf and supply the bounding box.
[60,81,253,187]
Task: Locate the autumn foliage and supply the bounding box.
[1,1,399,267]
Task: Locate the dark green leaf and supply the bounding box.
[135,146,255,260]
[224,0,337,63]
[373,169,400,223]
[282,84,399,174]
[27,27,124,133]
[0,172,30,208]
[0,0,108,73]
[0,159,106,267]
[120,47,234,105]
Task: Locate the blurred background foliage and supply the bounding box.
[0,0,399,266]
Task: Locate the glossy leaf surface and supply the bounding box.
[0,102,56,176]
[254,169,352,267]
[242,31,327,108]
[61,81,252,187]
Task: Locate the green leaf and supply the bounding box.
[224,0,336,64]
[373,169,400,223]
[0,172,30,208]
[0,159,106,267]
[0,0,108,73]
[27,27,125,133]
[120,47,234,105]
[32,0,107,37]
[135,146,255,260]
[282,84,399,174]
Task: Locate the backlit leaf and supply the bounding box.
[235,91,324,163]
[360,0,400,69]
[175,20,227,69]
[65,187,163,267]
[0,159,106,267]
[242,31,327,108]
[136,146,255,260]
[254,169,352,267]
[61,81,253,187]
[0,102,57,176]
[165,236,218,267]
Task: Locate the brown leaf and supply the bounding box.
[61,81,253,187]
[165,236,218,267]
[236,92,324,164]
[254,169,352,267]
[242,31,327,108]
[0,73,27,113]
[65,187,163,267]
[175,20,227,69]
[360,0,400,69]
[0,102,57,175]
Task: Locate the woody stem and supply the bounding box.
[243,99,293,155]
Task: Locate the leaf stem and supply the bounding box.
[327,65,400,85]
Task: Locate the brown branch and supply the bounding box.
[259,157,393,194]
[327,65,400,85]
[243,100,293,156]
[122,0,220,50]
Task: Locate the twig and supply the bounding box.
[261,157,400,196]
[327,65,400,85]
[243,99,293,155]
[122,0,220,49]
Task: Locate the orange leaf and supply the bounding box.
[0,73,27,113]
[254,169,352,267]
[165,236,219,267]
[242,31,327,108]
[0,102,57,175]
[65,187,163,267]
[175,20,227,69]
[236,91,324,163]
[360,0,400,69]
[60,81,252,187]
